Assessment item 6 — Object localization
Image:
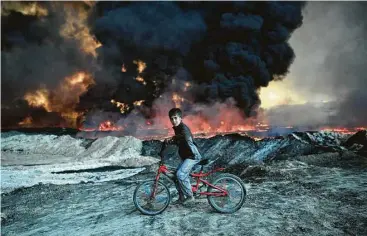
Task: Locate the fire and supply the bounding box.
[67,72,86,85]
[133,100,145,106]
[320,127,366,134]
[131,60,147,85]
[111,99,130,114]
[184,82,191,92]
[61,111,83,128]
[18,116,33,127]
[56,72,95,109]
[98,120,123,131]
[136,76,147,85]
[259,80,306,109]
[133,60,147,73]
[121,64,127,72]
[81,97,366,140]
[110,99,145,114]
[24,87,51,112]
[59,3,101,57]
[23,71,94,128]
[2,2,48,17]
[172,93,185,108]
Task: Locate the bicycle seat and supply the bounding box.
[198,159,209,166]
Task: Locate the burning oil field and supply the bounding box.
[2,1,365,139]
[1,1,367,236]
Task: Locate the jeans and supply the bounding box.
[175,158,201,198]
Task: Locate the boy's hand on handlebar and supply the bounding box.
[164,137,175,145]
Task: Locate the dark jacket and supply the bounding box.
[169,122,202,160]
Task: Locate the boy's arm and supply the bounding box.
[182,126,201,157]
[164,136,177,145]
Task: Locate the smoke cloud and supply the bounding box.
[266,2,367,127]
[2,1,306,131]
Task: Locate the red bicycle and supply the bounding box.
[133,144,246,215]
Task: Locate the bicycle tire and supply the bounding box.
[207,173,246,214]
[133,180,171,215]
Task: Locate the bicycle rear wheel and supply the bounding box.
[133,180,171,215]
[207,173,246,214]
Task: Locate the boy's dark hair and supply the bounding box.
[168,108,182,118]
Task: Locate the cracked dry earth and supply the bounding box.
[2,158,367,236]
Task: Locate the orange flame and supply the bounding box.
[184,82,191,92]
[24,87,51,112]
[59,4,101,57]
[320,126,366,134]
[81,102,366,140]
[23,71,94,127]
[111,99,130,114]
[98,120,124,131]
[172,93,185,108]
[121,64,127,72]
[79,81,366,139]
[133,60,146,73]
[136,76,147,85]
[2,2,48,17]
[18,116,33,127]
[133,100,145,106]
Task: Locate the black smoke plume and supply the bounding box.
[1,1,305,129]
[83,1,305,120]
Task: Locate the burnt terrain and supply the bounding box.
[1,130,367,236]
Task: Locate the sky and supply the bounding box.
[260,1,367,112]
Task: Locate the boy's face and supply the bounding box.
[169,115,182,127]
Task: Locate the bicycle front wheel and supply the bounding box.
[133,180,171,215]
[207,173,246,214]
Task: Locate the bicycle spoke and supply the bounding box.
[207,174,246,214]
[133,180,171,215]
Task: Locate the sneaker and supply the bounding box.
[172,198,185,205]
[182,196,195,206]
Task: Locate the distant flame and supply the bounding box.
[133,60,147,73]
[111,99,130,114]
[320,126,366,134]
[56,72,95,109]
[135,76,147,85]
[59,4,101,57]
[132,60,147,85]
[1,2,48,17]
[98,120,124,131]
[259,80,307,109]
[133,100,145,106]
[24,87,51,112]
[80,99,366,140]
[18,116,33,127]
[23,71,94,127]
[184,82,191,92]
[60,111,83,128]
[172,93,185,108]
[121,64,127,72]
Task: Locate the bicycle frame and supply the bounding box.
[150,160,229,199]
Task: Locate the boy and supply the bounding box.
[164,108,202,205]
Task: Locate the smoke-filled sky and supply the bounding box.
[261,1,367,127]
[1,1,366,131]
